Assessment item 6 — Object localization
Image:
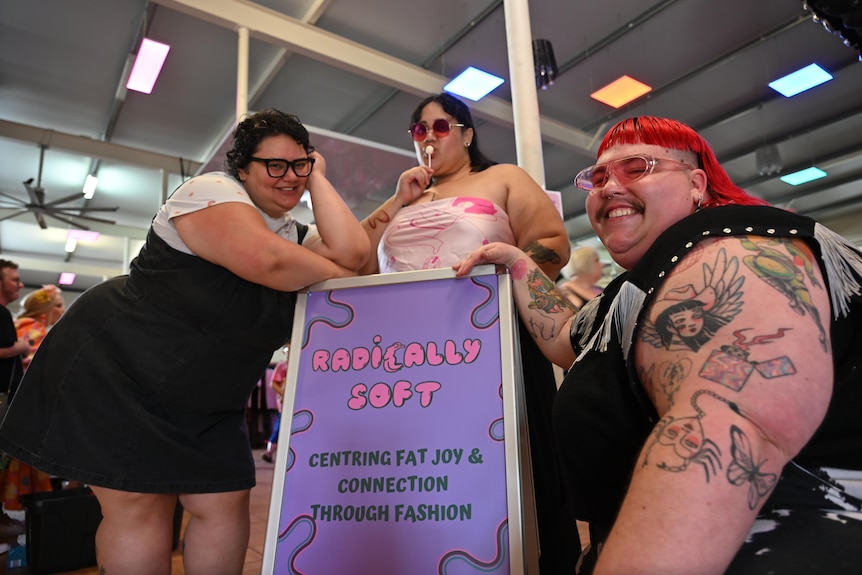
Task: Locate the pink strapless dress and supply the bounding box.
[379,196,515,273]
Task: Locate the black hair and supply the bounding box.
[655,299,729,351]
[224,109,315,180]
[410,93,496,172]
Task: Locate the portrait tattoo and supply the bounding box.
[641,248,744,352]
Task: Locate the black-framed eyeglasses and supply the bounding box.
[574,154,695,194]
[249,157,315,178]
[407,119,465,142]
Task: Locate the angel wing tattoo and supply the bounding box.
[641,247,745,352]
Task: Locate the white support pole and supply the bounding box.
[503,5,544,572]
[160,168,168,206]
[122,236,131,275]
[237,26,249,123]
[503,0,545,189]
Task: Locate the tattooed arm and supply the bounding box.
[497,164,570,279]
[454,241,579,368]
[594,236,834,575]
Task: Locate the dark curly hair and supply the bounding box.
[224,109,314,179]
[410,93,496,172]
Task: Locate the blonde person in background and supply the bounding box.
[0,286,67,528]
[557,245,604,310]
[15,284,66,368]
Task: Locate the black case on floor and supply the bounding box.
[20,487,183,574]
[20,488,100,574]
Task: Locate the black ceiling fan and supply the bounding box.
[0,145,119,230]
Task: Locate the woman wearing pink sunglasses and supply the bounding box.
[360,92,579,574]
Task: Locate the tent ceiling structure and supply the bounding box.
[2,0,862,291]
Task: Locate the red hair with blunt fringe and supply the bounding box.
[597,116,770,208]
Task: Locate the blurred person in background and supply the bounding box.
[0,285,68,530]
[0,259,30,539]
[557,245,605,310]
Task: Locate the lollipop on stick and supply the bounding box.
[425,145,433,168]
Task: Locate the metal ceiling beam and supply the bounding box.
[736,141,862,189]
[5,253,123,284]
[695,56,861,140]
[718,102,862,164]
[0,119,201,175]
[581,12,811,133]
[339,0,504,135]
[557,0,680,77]
[152,0,596,152]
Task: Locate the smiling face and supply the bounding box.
[237,134,310,217]
[668,307,705,337]
[585,143,707,270]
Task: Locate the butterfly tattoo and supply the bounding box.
[726,425,778,509]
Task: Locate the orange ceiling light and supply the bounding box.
[591,75,652,108]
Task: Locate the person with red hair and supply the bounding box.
[455,116,862,573]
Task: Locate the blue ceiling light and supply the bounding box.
[768,63,833,97]
[443,67,505,101]
[779,166,828,186]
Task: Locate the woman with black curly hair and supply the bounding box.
[0,109,369,574]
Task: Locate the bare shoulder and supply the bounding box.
[484,162,533,181]
[484,162,522,173]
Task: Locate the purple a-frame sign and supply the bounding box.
[262,266,535,574]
